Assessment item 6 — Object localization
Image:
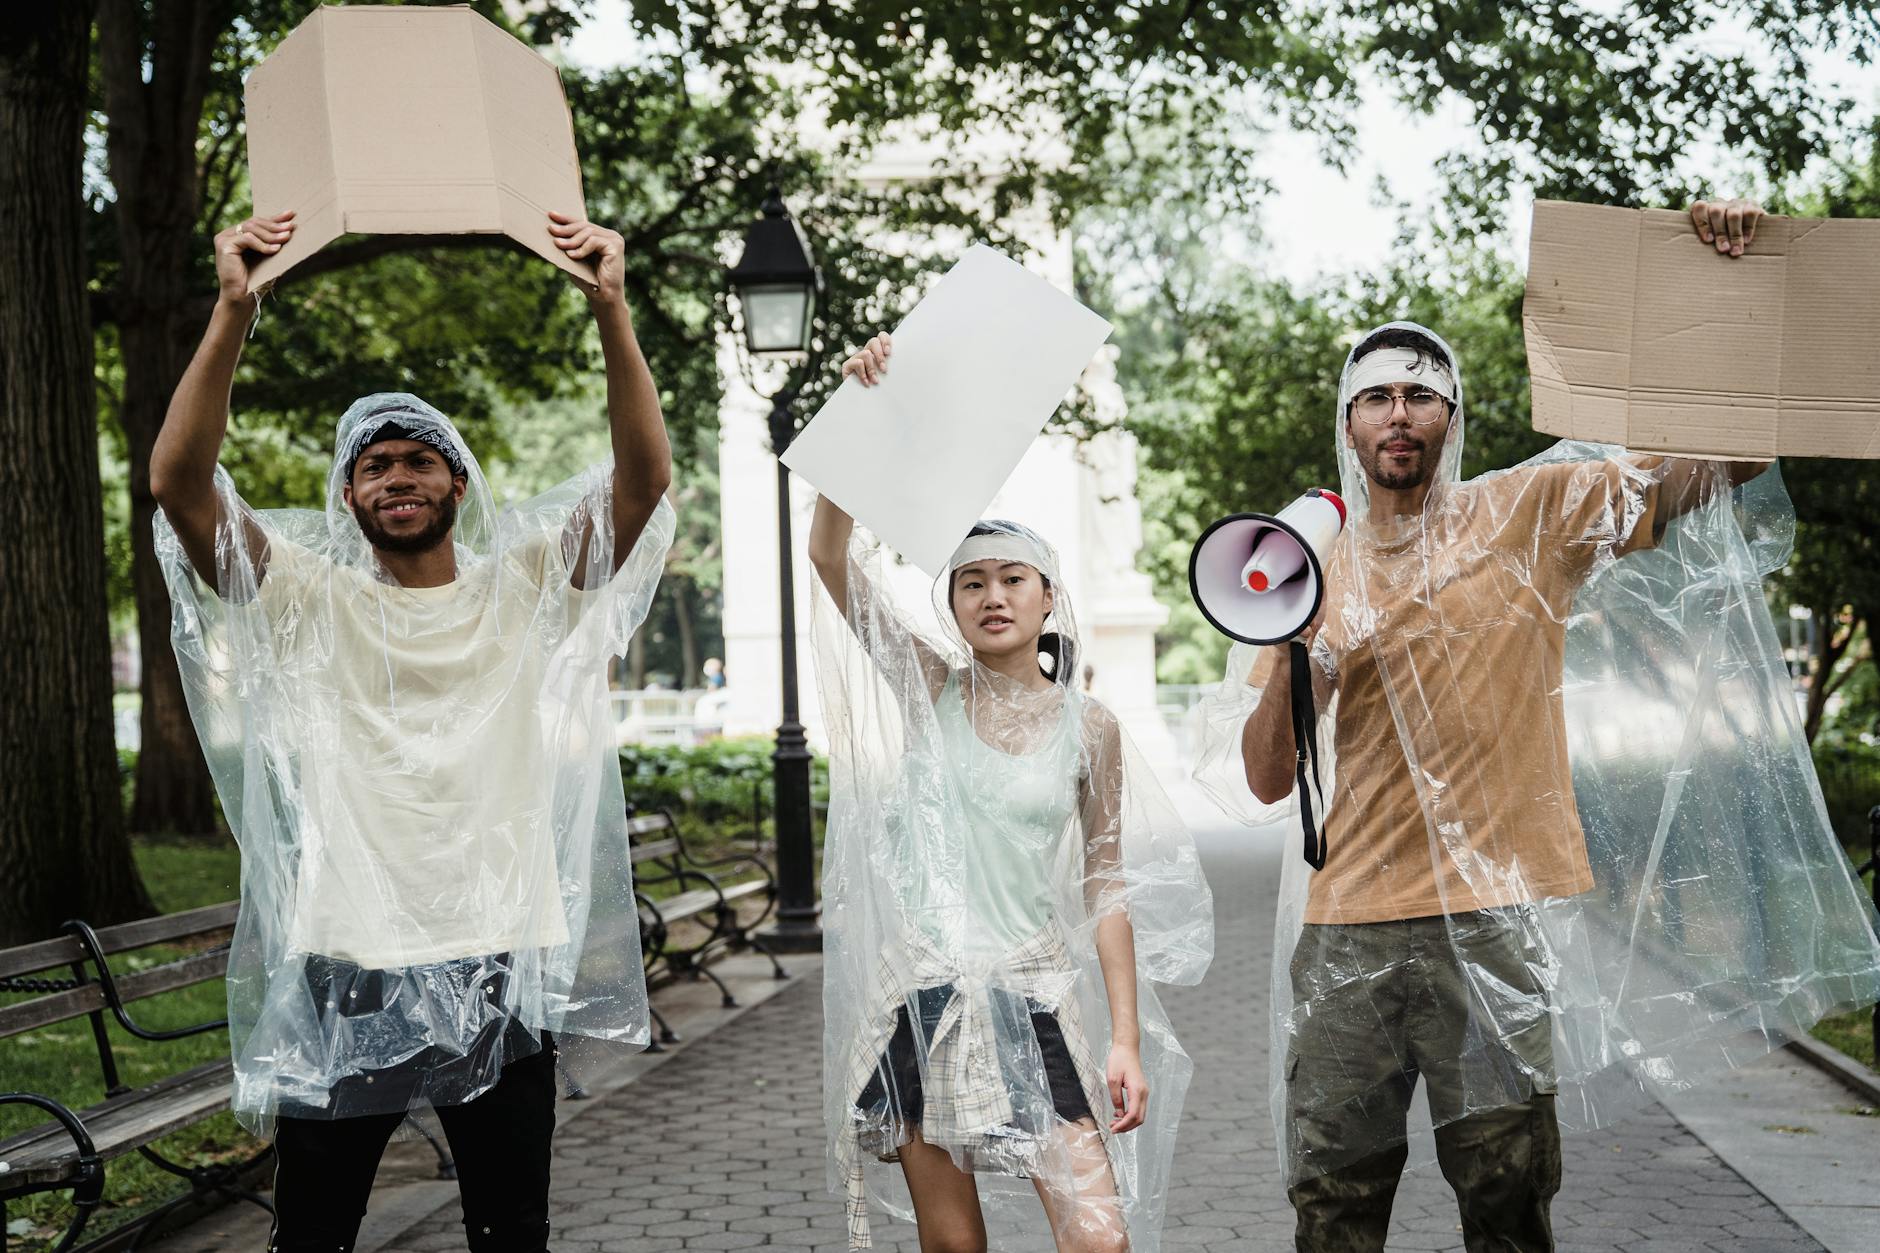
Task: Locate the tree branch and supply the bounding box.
[1821,614,1871,700]
[620,158,728,252]
[198,116,243,230]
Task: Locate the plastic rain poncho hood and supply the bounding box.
[155,392,674,1135]
[816,518,1213,1251]
[1195,321,1880,1181]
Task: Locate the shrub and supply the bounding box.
[618,736,827,825]
[1814,741,1880,855]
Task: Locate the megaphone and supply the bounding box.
[1188,488,1346,872]
[1188,489,1347,646]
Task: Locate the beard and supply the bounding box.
[1359,435,1436,491]
[352,491,458,554]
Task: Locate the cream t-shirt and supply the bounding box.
[259,533,583,968]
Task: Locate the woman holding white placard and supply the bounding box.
[806,333,1213,1253]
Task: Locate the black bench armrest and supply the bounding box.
[0,1091,104,1208]
[66,920,229,1044]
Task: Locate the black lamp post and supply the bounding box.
[728,186,825,953]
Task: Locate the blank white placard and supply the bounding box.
[780,245,1113,576]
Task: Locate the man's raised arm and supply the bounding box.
[548,212,674,588]
[151,212,295,587]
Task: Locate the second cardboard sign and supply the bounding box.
[1525,200,1880,460]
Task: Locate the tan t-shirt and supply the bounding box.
[258,533,582,968]
[1298,460,1661,924]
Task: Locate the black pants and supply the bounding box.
[267,1036,558,1253]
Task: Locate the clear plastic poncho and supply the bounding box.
[155,393,674,1136]
[816,519,1213,1250]
[1195,322,1880,1184]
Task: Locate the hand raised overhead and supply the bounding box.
[215,212,296,305]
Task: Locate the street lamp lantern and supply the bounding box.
[728,187,821,356]
[725,183,825,954]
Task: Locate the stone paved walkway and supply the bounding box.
[385,821,1830,1252]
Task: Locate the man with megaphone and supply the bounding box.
[1193,200,1880,1253]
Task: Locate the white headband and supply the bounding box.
[1346,347,1456,402]
[947,532,1057,582]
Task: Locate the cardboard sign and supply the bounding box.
[780,246,1114,576]
[1525,200,1880,459]
[244,5,591,291]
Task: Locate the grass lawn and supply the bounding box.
[1811,1007,1879,1070]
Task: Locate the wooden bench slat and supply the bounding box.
[626,814,675,837]
[89,902,239,956]
[654,889,721,922]
[631,838,681,862]
[0,950,227,1041]
[719,880,767,902]
[0,983,108,1039]
[653,880,766,924]
[0,902,237,983]
[0,935,86,982]
[112,949,229,1006]
[0,1060,234,1188]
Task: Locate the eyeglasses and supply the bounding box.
[1352,386,1448,425]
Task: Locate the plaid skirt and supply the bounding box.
[832,922,1114,1248]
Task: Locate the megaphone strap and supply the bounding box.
[1290,640,1328,871]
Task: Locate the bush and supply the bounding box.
[1814,741,1880,854]
[618,736,828,825]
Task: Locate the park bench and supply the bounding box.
[628,809,785,1050]
[0,902,271,1252]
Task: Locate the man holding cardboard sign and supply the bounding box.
[149,207,674,1253]
[1195,200,1880,1252]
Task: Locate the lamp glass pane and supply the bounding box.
[740,285,812,354]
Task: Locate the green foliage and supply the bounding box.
[638,2,1879,228]
[83,0,1880,630]
[618,736,828,824]
[1813,740,1880,853]
[1824,649,1880,746]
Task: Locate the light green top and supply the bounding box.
[893,671,1084,954]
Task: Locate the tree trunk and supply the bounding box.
[123,319,218,833]
[1804,609,1855,743]
[674,575,700,687]
[0,2,156,942]
[100,0,228,834]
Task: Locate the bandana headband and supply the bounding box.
[947,531,1057,583]
[342,416,467,478]
[1346,347,1457,403]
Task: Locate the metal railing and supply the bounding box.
[610,687,729,746]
